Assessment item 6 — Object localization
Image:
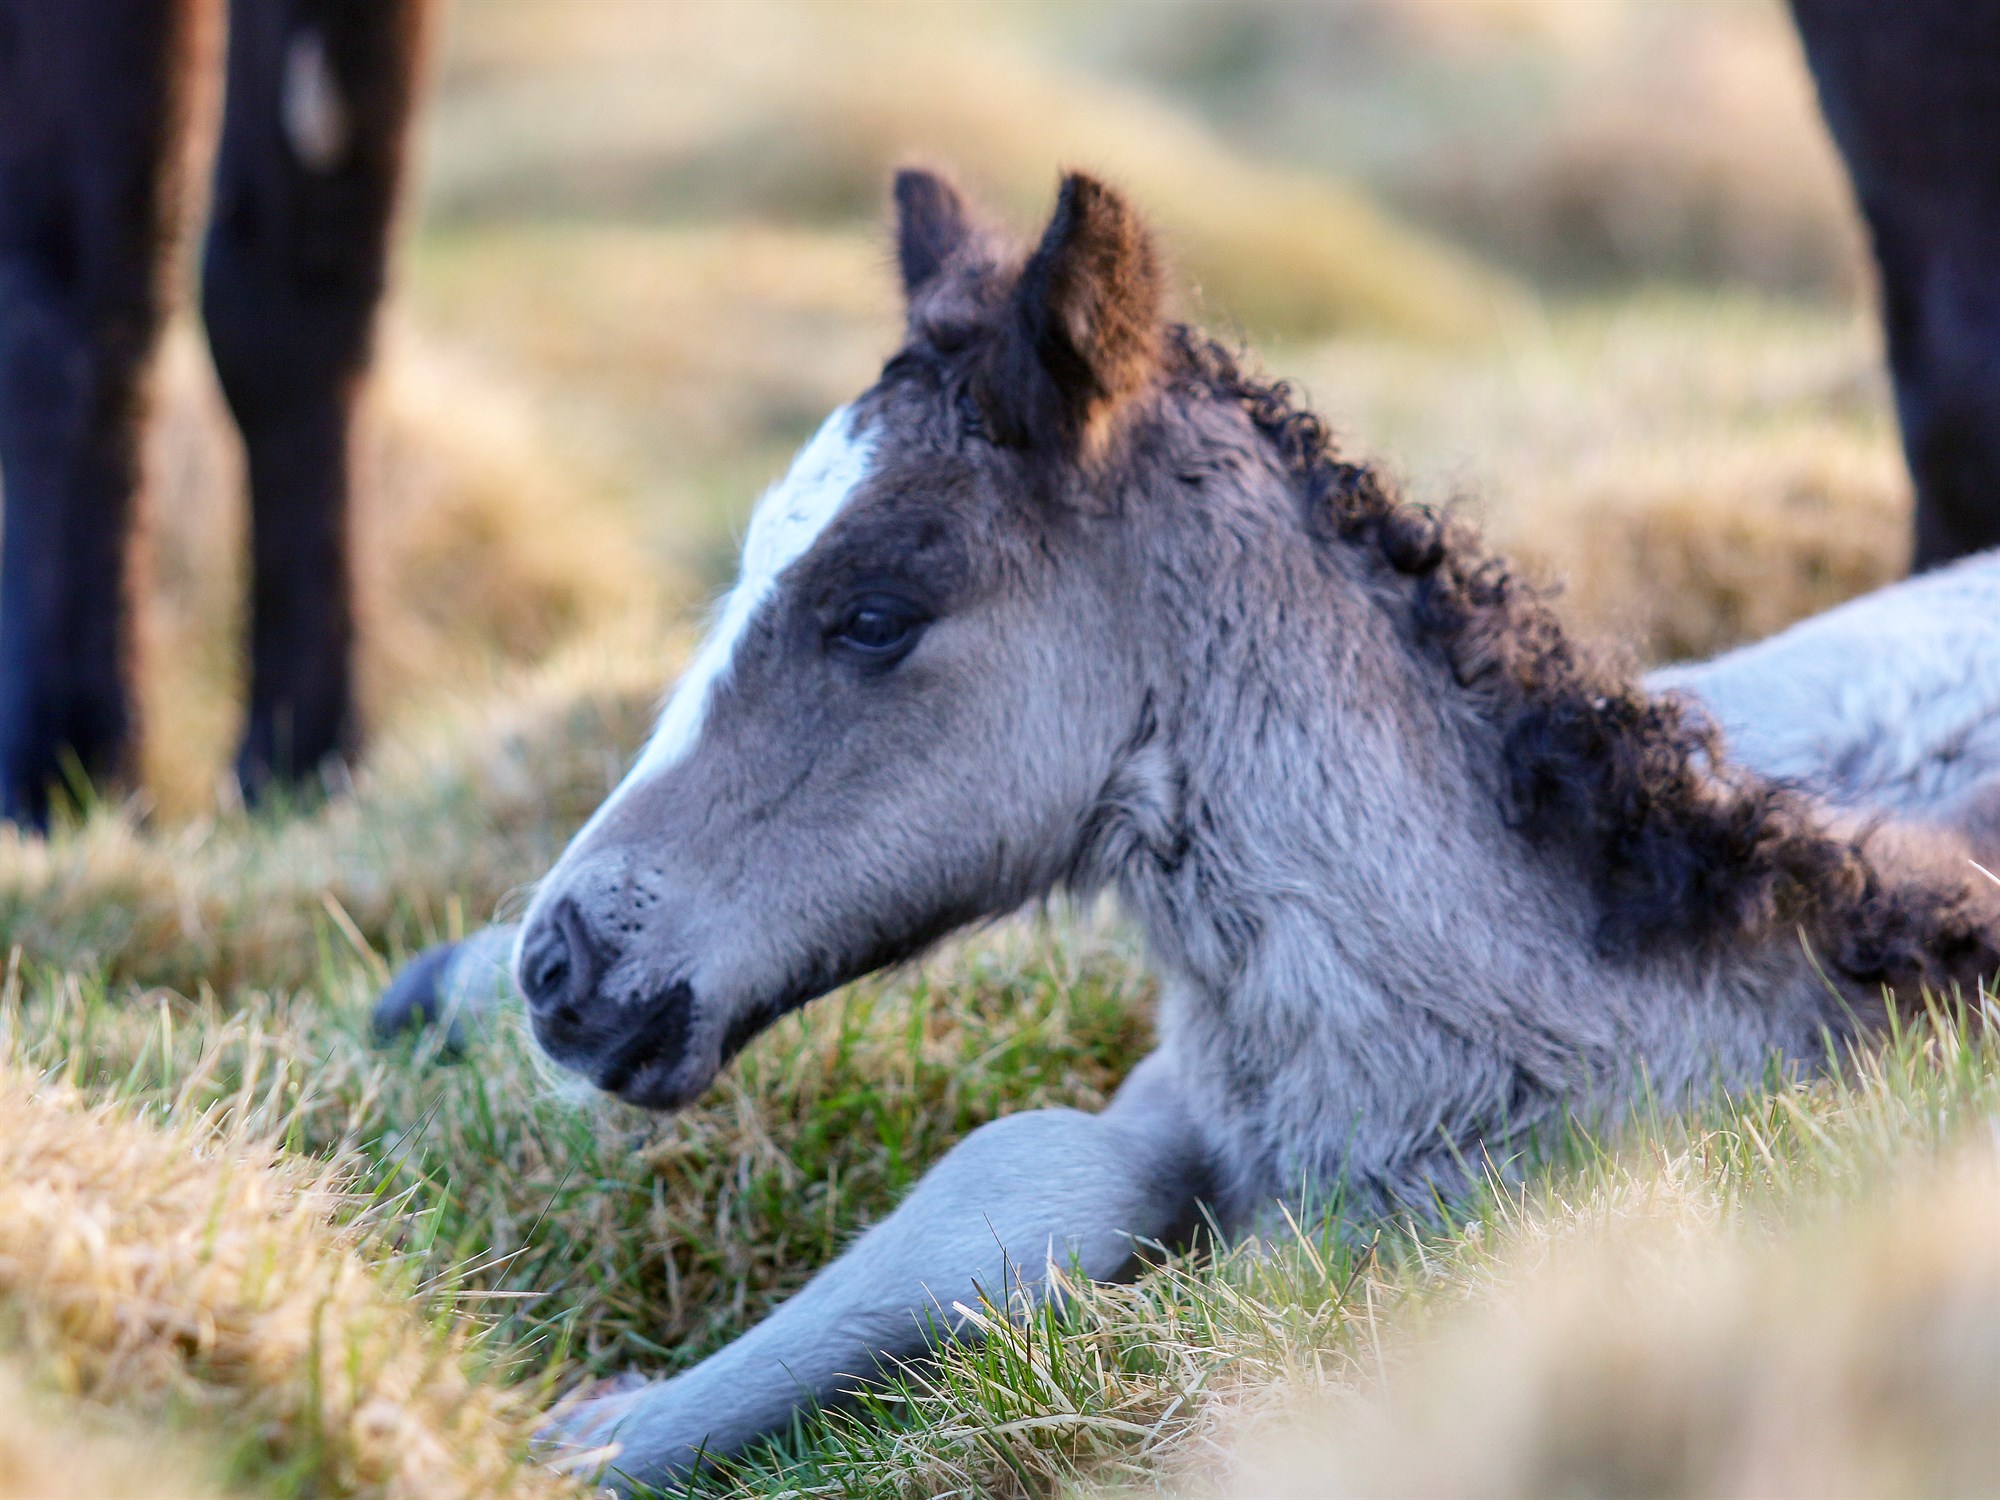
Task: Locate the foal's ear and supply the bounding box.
[894,168,974,297]
[983,172,1165,454]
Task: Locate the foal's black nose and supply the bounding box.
[518,898,598,1019]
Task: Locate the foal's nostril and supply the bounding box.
[518,898,597,1016]
[527,949,569,1011]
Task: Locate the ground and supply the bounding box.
[2,3,1995,1498]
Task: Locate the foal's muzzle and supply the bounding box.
[517,898,699,1108]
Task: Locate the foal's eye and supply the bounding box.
[828,595,928,666]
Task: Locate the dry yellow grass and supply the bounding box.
[1291,297,1906,663]
[0,1071,581,1500]
[408,226,900,475]
[426,1,1524,344]
[1408,1,1865,295]
[1091,0,1861,298]
[136,320,656,818]
[0,1356,237,1500]
[1227,1132,2000,1500]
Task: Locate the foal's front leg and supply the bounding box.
[549,1051,1205,1493]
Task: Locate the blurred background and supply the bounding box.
[8,12,1992,1495]
[139,0,1901,816]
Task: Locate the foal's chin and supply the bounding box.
[575,1048,722,1112]
[532,1020,723,1113]
[599,1056,718,1112]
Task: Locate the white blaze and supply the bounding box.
[518,405,874,982]
[615,405,877,812]
[516,406,876,992]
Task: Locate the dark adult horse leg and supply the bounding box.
[0,0,201,826]
[1791,0,2000,571]
[0,0,426,827]
[205,0,428,795]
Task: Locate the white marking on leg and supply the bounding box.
[283,31,351,172]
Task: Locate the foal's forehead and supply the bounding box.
[741,403,878,579]
[744,367,967,568]
[741,312,1041,598]
[823,350,986,493]
[854,339,973,434]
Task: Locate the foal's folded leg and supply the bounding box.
[548,1050,1207,1494]
[371,922,521,1051]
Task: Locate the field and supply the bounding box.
[4,2,1994,1497]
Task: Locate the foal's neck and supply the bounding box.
[1092,357,1998,1219]
[1116,442,1602,1015]
[1113,371,1997,1056]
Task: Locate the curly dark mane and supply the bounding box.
[1167,326,1991,994]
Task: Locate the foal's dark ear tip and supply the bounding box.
[892,164,958,205]
[1048,169,1145,241]
[1052,168,1114,212]
[893,164,973,297]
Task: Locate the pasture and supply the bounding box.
[3,2,1991,1497]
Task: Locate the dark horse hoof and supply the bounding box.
[372,924,521,1053]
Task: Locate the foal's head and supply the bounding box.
[518,170,1195,1108]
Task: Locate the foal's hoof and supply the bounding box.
[371,922,521,1053]
[538,1372,654,1482]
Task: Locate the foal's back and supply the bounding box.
[1654,548,2000,853]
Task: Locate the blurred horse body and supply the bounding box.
[0,0,427,824]
[1791,0,2000,570]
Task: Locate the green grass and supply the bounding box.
[1,907,1154,1386]
[636,1003,2000,1500]
[7,883,1996,1500]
